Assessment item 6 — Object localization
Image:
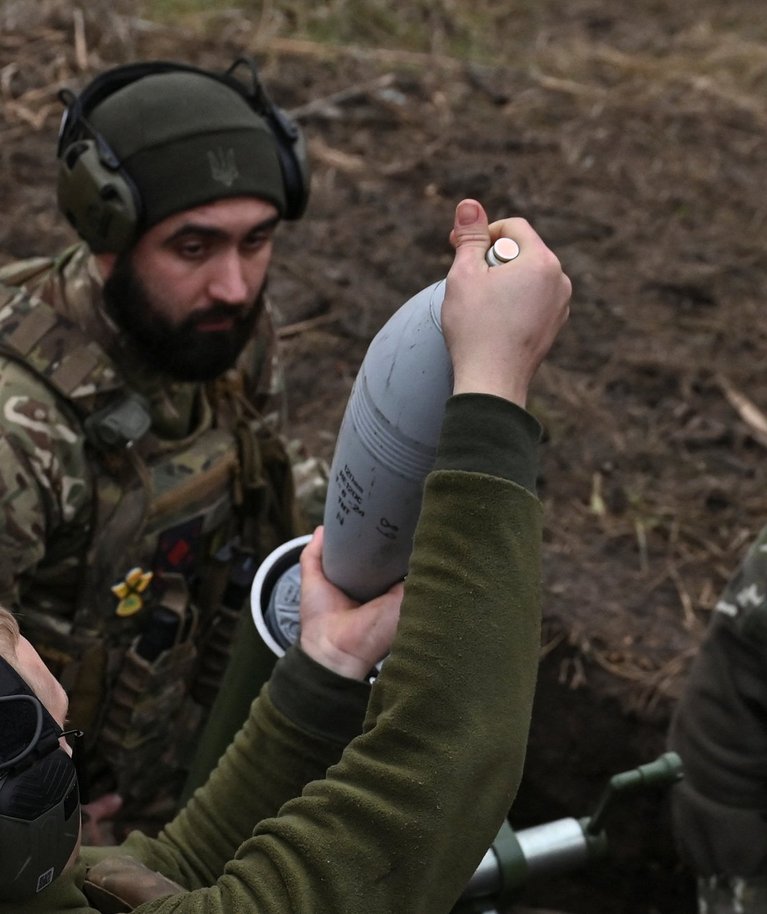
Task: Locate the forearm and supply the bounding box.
[293,470,540,913]
[85,648,370,887]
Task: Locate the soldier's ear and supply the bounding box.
[94,253,117,281]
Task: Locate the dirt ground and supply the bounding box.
[1,2,766,911]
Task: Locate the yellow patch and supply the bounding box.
[112,567,154,617]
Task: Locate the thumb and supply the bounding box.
[300,526,324,579]
[448,199,491,264]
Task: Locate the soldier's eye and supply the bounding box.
[242,232,270,251]
[178,240,206,259]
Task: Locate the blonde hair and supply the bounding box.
[0,606,19,660]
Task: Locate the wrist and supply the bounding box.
[452,370,529,408]
[269,647,371,744]
[299,634,370,681]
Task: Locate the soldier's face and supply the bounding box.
[100,197,279,381]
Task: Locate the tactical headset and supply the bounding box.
[56,57,310,253]
[0,658,84,902]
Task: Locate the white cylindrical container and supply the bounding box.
[252,534,312,657]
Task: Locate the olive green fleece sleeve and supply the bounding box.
[100,480,540,914]
[19,658,371,914]
[81,648,370,889]
[434,393,541,492]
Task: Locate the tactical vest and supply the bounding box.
[0,278,298,816]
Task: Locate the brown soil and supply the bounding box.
[2,3,766,912]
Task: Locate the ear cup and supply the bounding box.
[56,138,140,253]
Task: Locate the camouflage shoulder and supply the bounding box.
[0,281,122,410]
[0,256,57,287]
[0,355,88,455]
[715,523,767,642]
[0,244,82,289]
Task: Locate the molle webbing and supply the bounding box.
[0,282,122,408]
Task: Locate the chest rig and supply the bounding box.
[0,277,297,814]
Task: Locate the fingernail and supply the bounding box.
[457,200,479,225]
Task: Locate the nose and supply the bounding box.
[208,250,250,304]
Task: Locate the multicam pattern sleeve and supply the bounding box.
[0,357,92,608]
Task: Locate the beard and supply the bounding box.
[102,253,264,382]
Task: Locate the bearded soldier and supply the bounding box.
[0,58,311,839]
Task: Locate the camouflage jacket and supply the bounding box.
[669,522,767,877]
[0,244,299,826]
